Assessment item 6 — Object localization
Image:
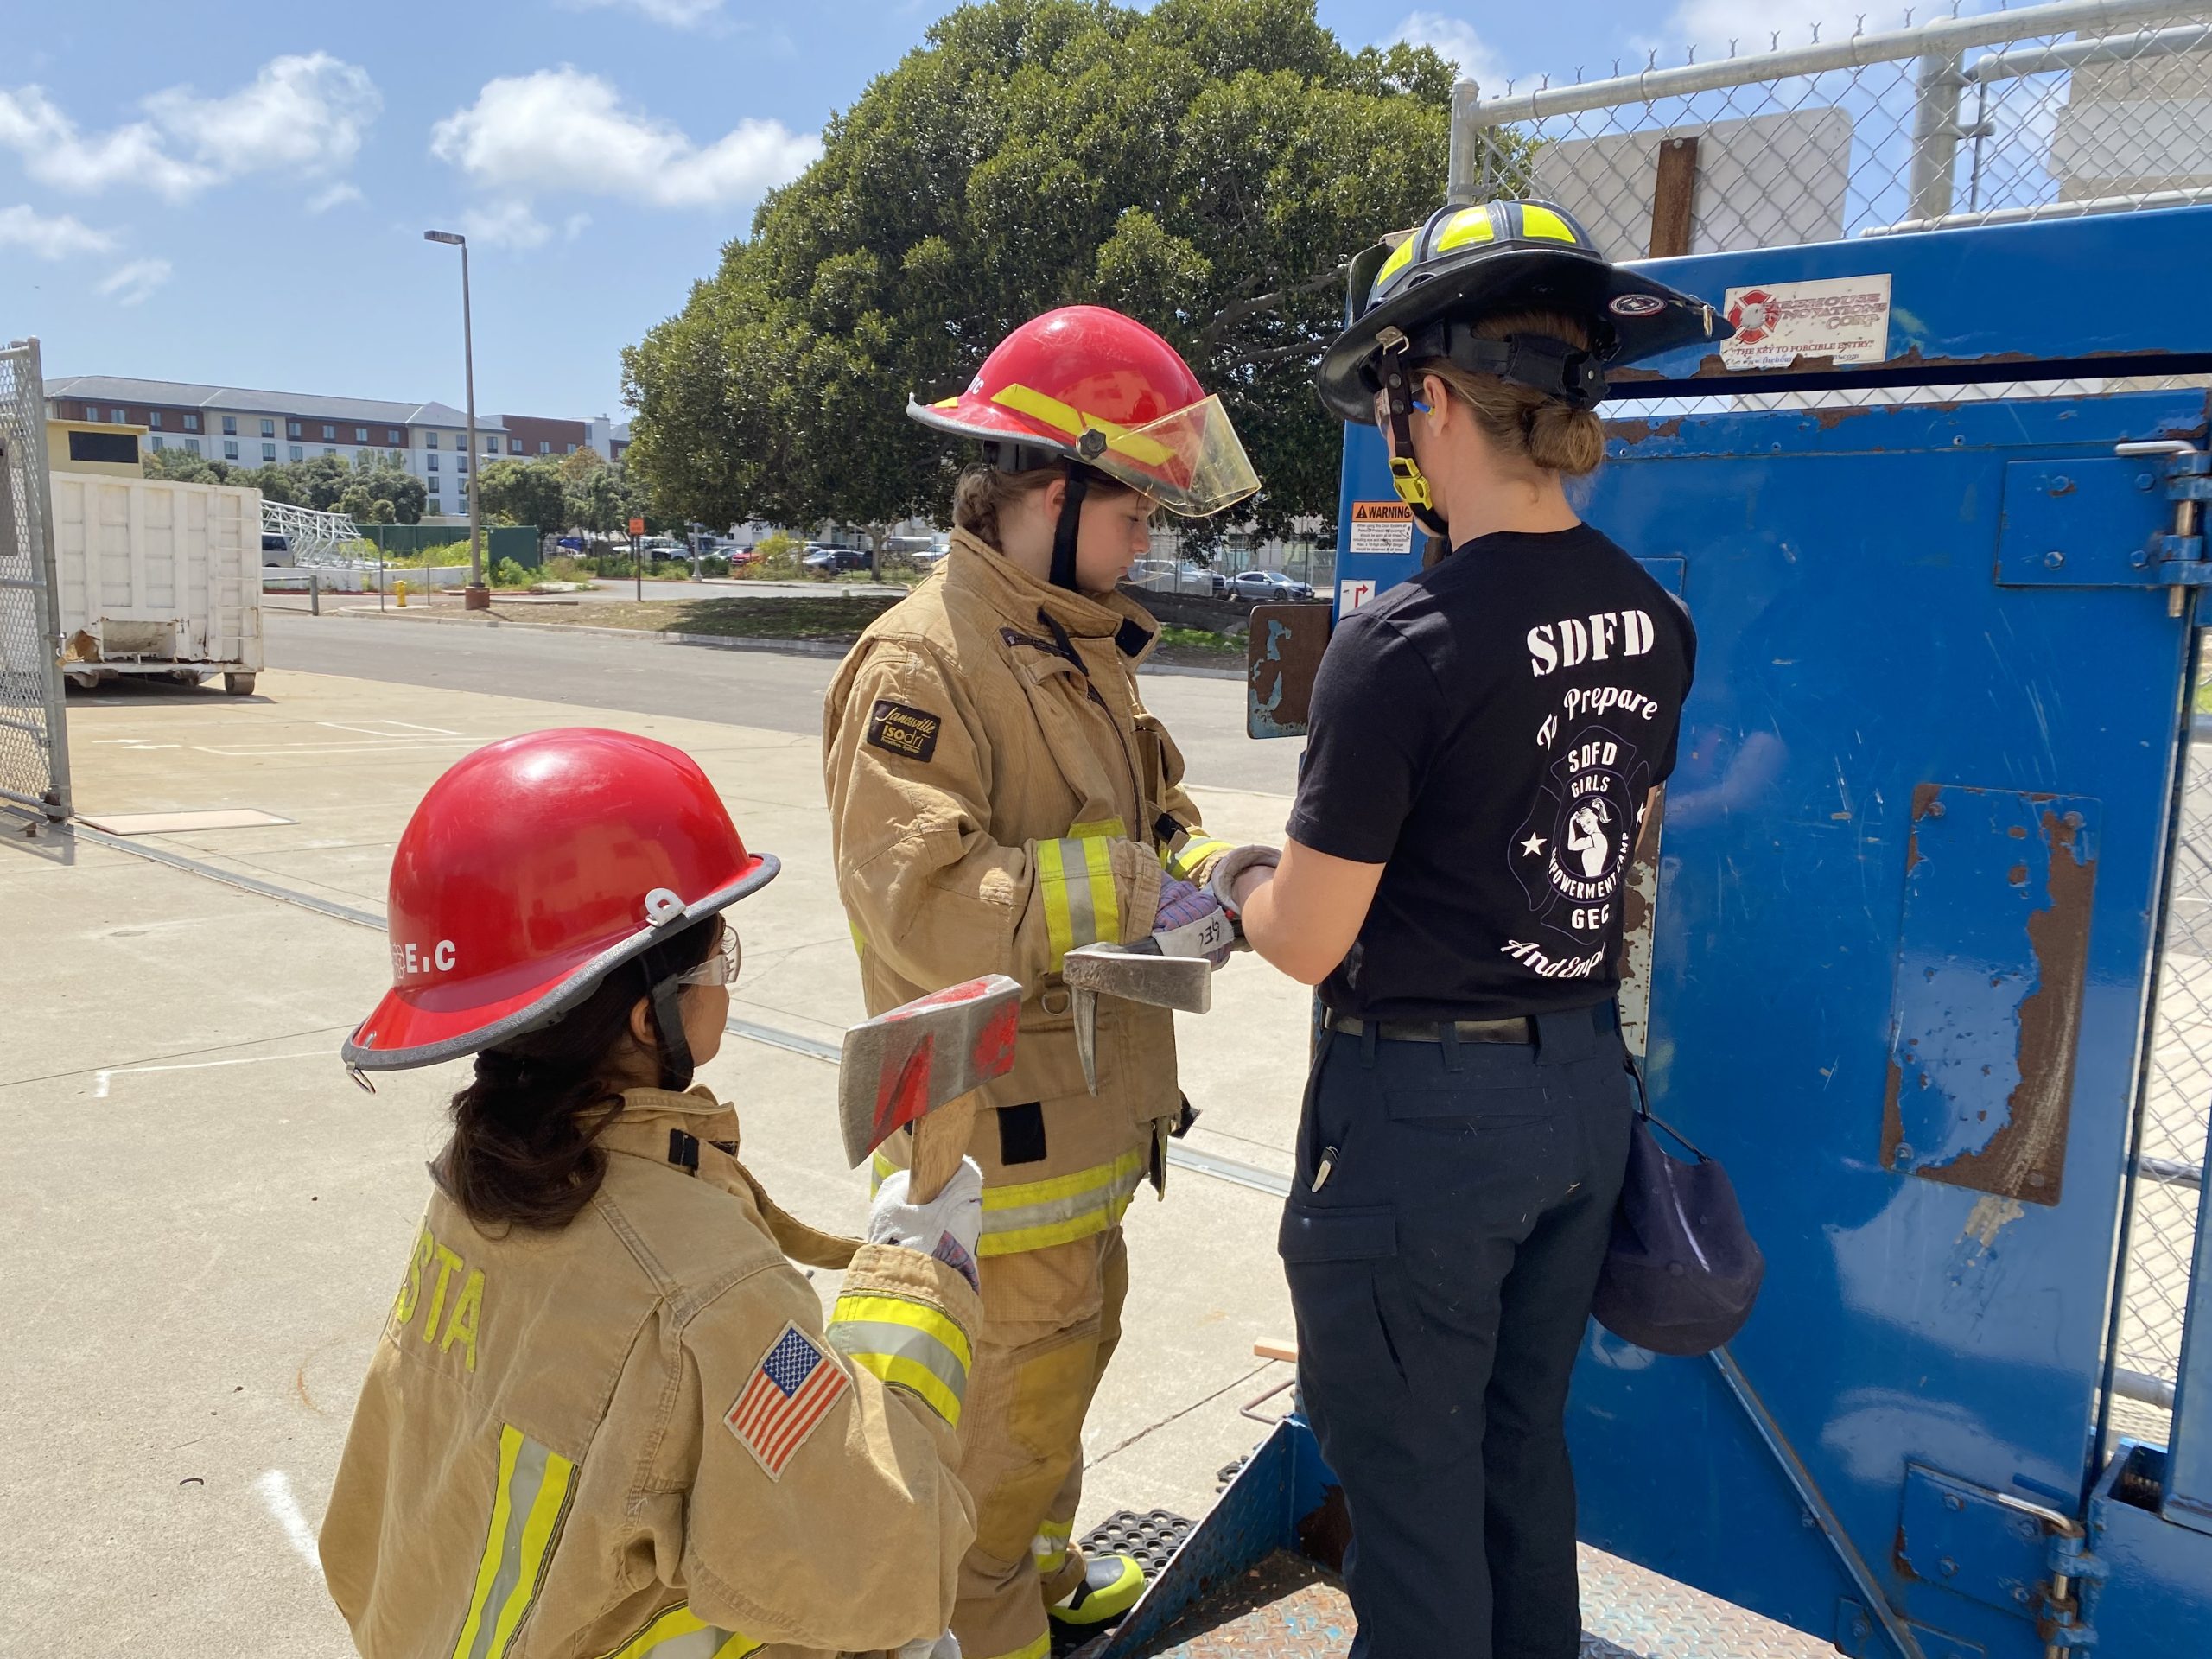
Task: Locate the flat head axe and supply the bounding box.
[1061,941,1215,1095]
[837,975,1023,1184]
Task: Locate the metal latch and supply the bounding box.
[1893,1465,2101,1657]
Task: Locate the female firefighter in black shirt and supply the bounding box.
[1211,200,1729,1659]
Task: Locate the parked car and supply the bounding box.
[260,531,293,566]
[802,546,873,574]
[727,544,759,566]
[1225,569,1316,602]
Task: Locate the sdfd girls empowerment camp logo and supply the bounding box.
[1506,607,1660,979]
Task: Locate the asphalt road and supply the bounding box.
[257,608,1301,796]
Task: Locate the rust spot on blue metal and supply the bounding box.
[1889,789,2096,1206]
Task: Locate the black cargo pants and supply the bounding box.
[1279,1002,1635,1659]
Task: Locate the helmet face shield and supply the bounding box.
[1088,392,1260,518]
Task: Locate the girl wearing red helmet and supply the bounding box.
[823,307,1271,1659]
[321,728,984,1659]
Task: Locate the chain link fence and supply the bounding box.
[2112,713,2212,1445]
[1456,0,2212,413]
[0,338,71,824]
[1450,0,2212,1443]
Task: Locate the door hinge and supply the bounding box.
[1995,444,2212,610]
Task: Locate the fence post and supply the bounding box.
[1446,79,1484,204]
[1908,49,1967,222]
[308,569,320,617]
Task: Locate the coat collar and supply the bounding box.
[943,528,1161,667]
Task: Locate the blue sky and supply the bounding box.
[0,0,1890,421]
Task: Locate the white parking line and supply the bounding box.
[256,1470,322,1570]
[92,1049,332,1098]
[317,719,463,738]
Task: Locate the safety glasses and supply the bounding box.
[674,920,741,988]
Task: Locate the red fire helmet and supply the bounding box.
[344,728,776,1071]
[908,305,1259,518]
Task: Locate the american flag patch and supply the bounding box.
[725,1322,850,1479]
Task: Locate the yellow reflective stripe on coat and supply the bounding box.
[1162,835,1232,882]
[978,1148,1148,1255]
[828,1292,975,1427]
[1036,836,1120,968]
[452,1425,576,1659]
[594,1602,762,1659]
[870,1149,897,1197]
[1068,817,1126,841]
[1033,1516,1073,1573]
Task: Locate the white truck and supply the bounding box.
[50,472,264,695]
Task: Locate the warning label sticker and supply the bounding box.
[1349,500,1414,556]
[1719,274,1891,371]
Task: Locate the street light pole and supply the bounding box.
[424,230,488,610]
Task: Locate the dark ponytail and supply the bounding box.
[443,916,718,1230]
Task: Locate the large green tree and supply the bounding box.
[478,457,569,532]
[622,0,1460,549]
[142,448,424,524]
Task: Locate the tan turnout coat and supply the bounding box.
[320,1086,982,1659]
[821,532,1232,1252]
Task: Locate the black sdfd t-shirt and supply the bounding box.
[1287,524,1695,1022]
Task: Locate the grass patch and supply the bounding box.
[1156,624,1242,654]
[492,594,904,643]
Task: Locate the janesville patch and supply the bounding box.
[867,700,942,764]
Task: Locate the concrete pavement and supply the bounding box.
[0,665,1307,1656]
[247,607,1301,796]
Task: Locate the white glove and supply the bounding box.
[868,1158,984,1292]
[895,1632,961,1659]
[1207,843,1281,925]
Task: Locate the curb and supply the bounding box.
[338,607,853,659]
[333,605,1247,679]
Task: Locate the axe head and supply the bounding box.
[1061,943,1215,1095]
[838,974,1023,1167]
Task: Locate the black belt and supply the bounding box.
[1324,1011,1535,1045]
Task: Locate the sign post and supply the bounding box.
[630,516,645,601]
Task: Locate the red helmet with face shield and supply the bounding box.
[909,305,1260,519]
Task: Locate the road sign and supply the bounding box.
[628,517,645,537]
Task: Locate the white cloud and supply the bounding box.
[562,0,727,26]
[97,257,172,307]
[0,54,378,203]
[430,68,819,211]
[307,181,365,213]
[563,211,593,241]
[1389,11,1507,89]
[461,200,551,250]
[145,54,380,175]
[0,203,118,258]
[0,87,211,200]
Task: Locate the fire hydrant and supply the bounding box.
[396,579,409,608]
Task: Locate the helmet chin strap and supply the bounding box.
[1049,460,1090,590]
[1378,344,1452,541]
[646,974,696,1091]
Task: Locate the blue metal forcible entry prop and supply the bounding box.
[1210,205,2212,1657]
